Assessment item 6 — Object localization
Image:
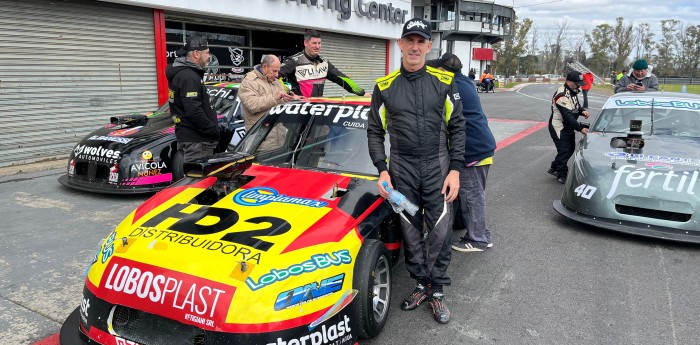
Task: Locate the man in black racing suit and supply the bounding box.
[367,18,465,324]
[279,29,369,97]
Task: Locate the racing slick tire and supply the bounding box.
[171,149,185,181]
[60,307,92,344]
[351,239,391,339]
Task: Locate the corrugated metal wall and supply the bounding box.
[316,32,387,97]
[0,0,158,167]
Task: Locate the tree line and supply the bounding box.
[493,17,700,79]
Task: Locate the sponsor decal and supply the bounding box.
[109,164,119,184]
[100,257,235,330]
[87,135,132,144]
[266,314,352,345]
[453,93,460,100]
[142,150,153,160]
[613,99,700,111]
[645,162,673,170]
[246,250,352,291]
[115,337,141,345]
[228,47,244,66]
[131,161,166,177]
[68,159,75,176]
[309,289,357,331]
[101,230,117,264]
[186,91,198,98]
[234,187,328,208]
[128,227,262,264]
[604,152,700,167]
[74,145,121,164]
[275,274,344,310]
[109,126,143,137]
[208,87,235,100]
[268,103,369,127]
[80,297,90,324]
[104,123,117,129]
[607,165,698,199]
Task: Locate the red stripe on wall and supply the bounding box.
[153,9,168,105]
[385,40,390,75]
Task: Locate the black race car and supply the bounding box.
[58,83,244,194]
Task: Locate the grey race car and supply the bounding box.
[553,91,700,243]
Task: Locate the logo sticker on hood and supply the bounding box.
[233,187,328,208]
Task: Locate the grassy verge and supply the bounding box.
[658,84,700,94]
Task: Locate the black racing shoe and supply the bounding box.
[556,176,567,184]
[429,292,451,324]
[547,168,558,177]
[401,283,428,311]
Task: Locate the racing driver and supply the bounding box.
[367,18,465,324]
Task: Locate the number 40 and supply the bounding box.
[574,184,597,199]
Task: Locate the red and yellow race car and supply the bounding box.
[60,97,402,345]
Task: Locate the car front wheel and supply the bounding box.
[351,239,391,339]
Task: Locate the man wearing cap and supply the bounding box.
[166,36,220,162]
[548,71,590,184]
[615,59,659,94]
[367,19,465,324]
[426,53,496,253]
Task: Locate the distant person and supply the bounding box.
[427,53,497,252]
[614,59,659,94]
[548,71,590,184]
[166,36,219,162]
[610,71,616,85]
[581,72,594,108]
[279,29,369,97]
[239,55,301,151]
[468,68,476,80]
[616,69,627,82]
[480,70,494,92]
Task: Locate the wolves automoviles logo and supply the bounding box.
[406,20,427,30]
[98,257,235,330]
[233,187,328,208]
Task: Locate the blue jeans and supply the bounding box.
[457,164,491,245]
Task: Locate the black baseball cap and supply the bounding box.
[566,71,586,86]
[426,53,463,73]
[177,36,209,56]
[401,18,431,40]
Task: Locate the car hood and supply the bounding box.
[563,132,700,227]
[84,165,376,332]
[72,115,174,158]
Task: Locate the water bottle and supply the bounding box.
[382,181,419,216]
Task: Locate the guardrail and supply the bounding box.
[504,77,699,85]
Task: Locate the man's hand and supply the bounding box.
[441,170,460,203]
[636,85,646,92]
[277,91,290,101]
[581,110,590,119]
[581,128,589,135]
[376,171,391,199]
[626,84,636,91]
[363,92,372,97]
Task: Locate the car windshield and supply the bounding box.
[593,98,700,137]
[209,85,240,115]
[235,101,379,176]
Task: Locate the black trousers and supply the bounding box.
[389,154,453,289]
[548,125,576,178]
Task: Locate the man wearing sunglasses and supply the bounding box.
[167,36,221,162]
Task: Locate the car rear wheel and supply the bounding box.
[351,239,391,339]
[172,150,184,181]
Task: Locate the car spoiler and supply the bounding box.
[183,152,255,179]
[110,114,149,126]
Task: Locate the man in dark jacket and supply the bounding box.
[367,19,465,324]
[428,53,497,252]
[279,29,369,97]
[166,36,220,162]
[548,71,590,183]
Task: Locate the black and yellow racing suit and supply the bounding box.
[367,65,465,289]
[279,51,365,97]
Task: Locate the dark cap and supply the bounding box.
[402,18,431,40]
[177,36,209,56]
[426,53,463,73]
[566,71,586,86]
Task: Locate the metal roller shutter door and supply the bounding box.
[0,0,158,167]
[319,32,386,97]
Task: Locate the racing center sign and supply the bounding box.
[285,0,408,23]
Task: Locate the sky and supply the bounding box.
[496,0,699,40]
